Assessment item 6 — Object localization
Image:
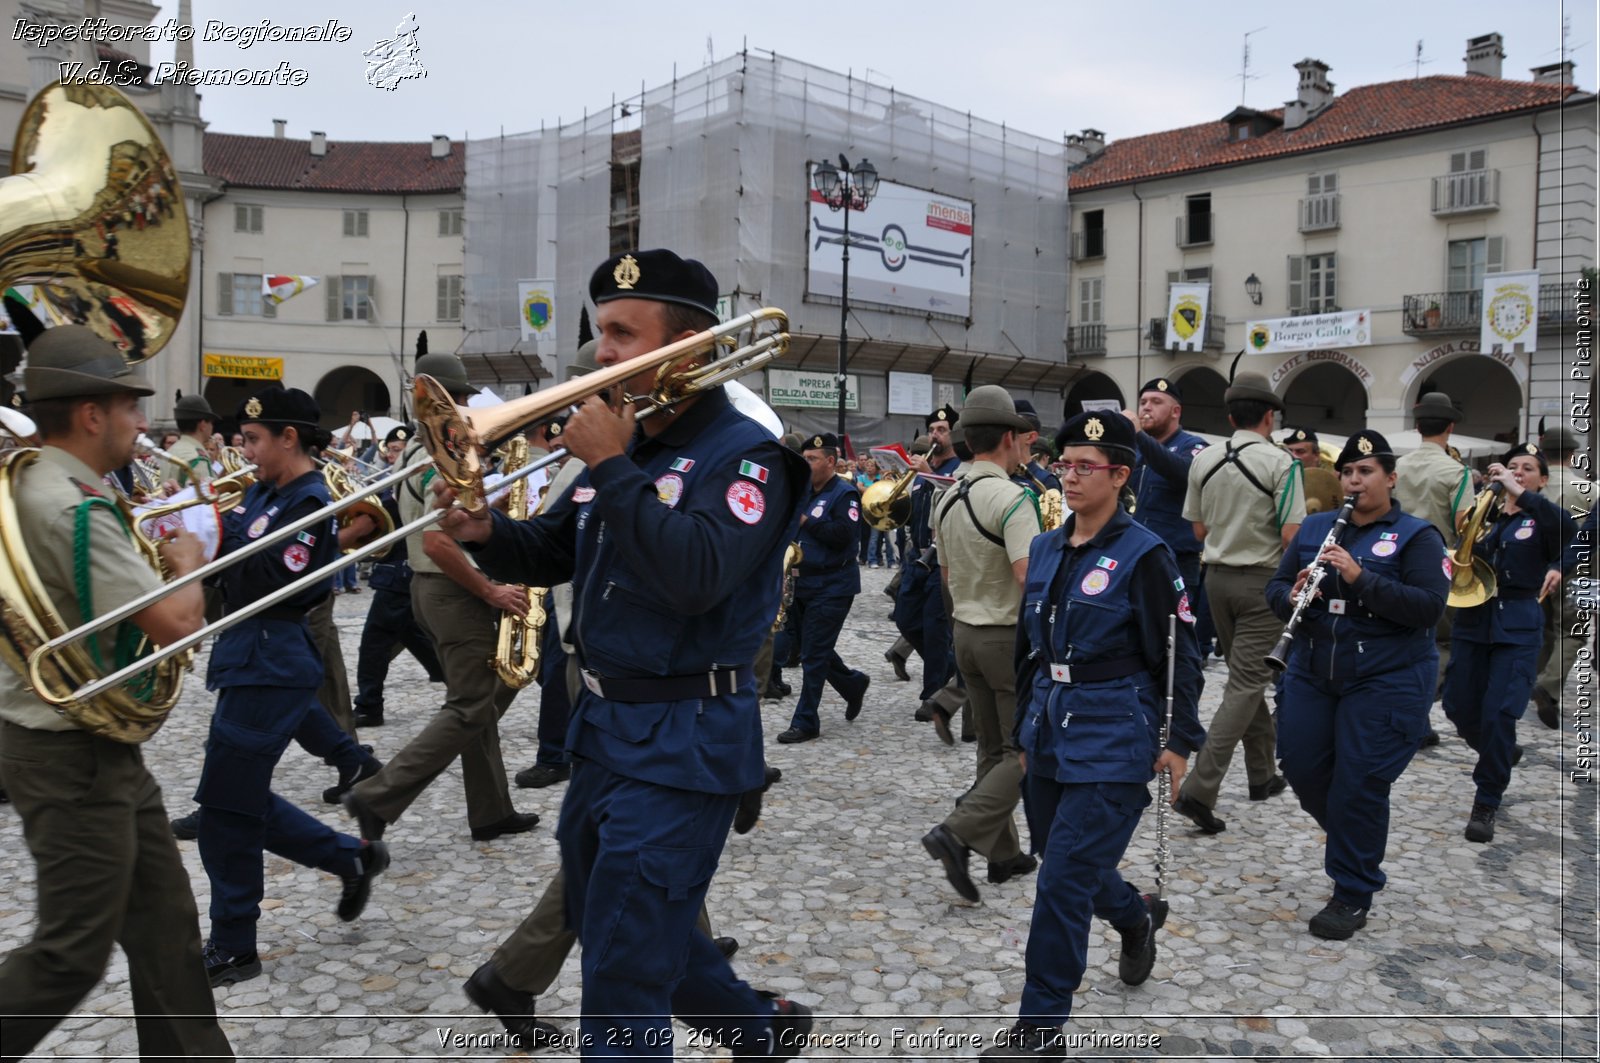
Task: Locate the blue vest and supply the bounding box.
[207,471,339,690]
[795,474,862,598]
[903,454,962,557]
[1456,490,1567,647]
[1133,427,1208,555]
[1278,507,1442,680]
[1016,520,1166,785]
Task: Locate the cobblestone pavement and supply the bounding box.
[2,568,1596,1060]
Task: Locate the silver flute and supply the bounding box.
[1265,494,1358,672]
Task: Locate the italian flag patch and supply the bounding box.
[738,460,769,483]
[670,457,696,472]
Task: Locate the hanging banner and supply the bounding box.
[1482,270,1538,354]
[1246,309,1372,355]
[263,274,320,305]
[767,368,859,410]
[1165,283,1210,352]
[518,280,555,344]
[203,353,283,380]
[887,371,933,415]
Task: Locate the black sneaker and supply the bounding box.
[352,708,385,728]
[337,840,390,921]
[463,961,569,1050]
[514,763,571,789]
[980,1023,1065,1059]
[170,809,200,841]
[986,852,1038,885]
[776,728,819,744]
[1465,802,1497,843]
[1248,774,1288,801]
[323,755,382,805]
[470,811,542,842]
[1533,687,1560,729]
[885,649,910,682]
[766,997,814,1062]
[1419,728,1441,749]
[1308,899,1368,940]
[922,824,980,903]
[1172,794,1227,834]
[843,673,870,722]
[342,791,388,841]
[1117,893,1169,985]
[714,935,740,959]
[203,939,262,987]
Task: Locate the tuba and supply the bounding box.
[1447,482,1504,608]
[771,542,804,633]
[0,83,194,741]
[322,457,394,559]
[490,437,547,689]
[861,472,915,531]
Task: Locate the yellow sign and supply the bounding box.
[204,354,283,380]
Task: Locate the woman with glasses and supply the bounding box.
[983,410,1204,1060]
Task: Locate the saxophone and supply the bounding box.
[490,437,547,688]
[771,542,804,632]
[1020,464,1065,531]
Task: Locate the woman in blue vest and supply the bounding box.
[1266,430,1449,941]
[195,386,390,986]
[983,410,1204,1060]
[1442,442,1574,843]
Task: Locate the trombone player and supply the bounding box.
[0,326,231,1058]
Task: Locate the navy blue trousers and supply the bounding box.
[1018,775,1149,1027]
[1277,661,1431,909]
[353,583,444,715]
[1442,637,1539,807]
[558,760,775,1057]
[785,593,863,735]
[894,562,952,700]
[196,685,364,953]
[536,614,571,768]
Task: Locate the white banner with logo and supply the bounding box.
[768,368,859,410]
[517,280,555,344]
[1246,309,1372,355]
[1165,283,1210,352]
[807,170,973,317]
[887,371,933,415]
[1482,270,1538,354]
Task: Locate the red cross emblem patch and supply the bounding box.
[726,481,766,524]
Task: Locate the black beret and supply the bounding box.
[1335,430,1394,469]
[238,385,320,438]
[1283,426,1318,446]
[589,249,718,318]
[1501,441,1546,468]
[1012,398,1043,432]
[926,406,959,428]
[1139,377,1183,401]
[384,425,410,445]
[804,432,840,451]
[1057,410,1136,461]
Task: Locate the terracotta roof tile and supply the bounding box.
[1070,75,1577,191]
[204,132,464,194]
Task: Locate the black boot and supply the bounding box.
[463,961,569,1049]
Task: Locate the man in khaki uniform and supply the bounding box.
[162,391,216,488]
[345,352,538,842]
[0,326,232,1059]
[1534,421,1596,727]
[1176,372,1305,833]
[1393,391,1471,745]
[921,386,1042,902]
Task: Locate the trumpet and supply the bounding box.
[1266,494,1357,672]
[28,308,792,709]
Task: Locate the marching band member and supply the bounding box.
[983,410,1203,1060]
[1442,442,1576,843]
[1266,430,1449,939]
[0,326,231,1057]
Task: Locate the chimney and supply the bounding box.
[431,134,451,159]
[1064,133,1087,166]
[273,119,286,139]
[1283,98,1309,130]
[1531,60,1575,87]
[176,0,194,68]
[1464,33,1504,78]
[1079,128,1105,155]
[310,131,327,156]
[1294,59,1335,117]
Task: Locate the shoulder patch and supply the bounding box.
[726,481,766,524]
[655,473,684,508]
[737,460,769,484]
[1079,569,1111,596]
[282,542,311,572]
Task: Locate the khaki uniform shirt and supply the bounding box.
[1394,441,1471,541]
[1547,467,1597,522]
[1183,429,1306,568]
[0,447,163,731]
[164,435,213,488]
[396,442,479,578]
[931,460,1041,626]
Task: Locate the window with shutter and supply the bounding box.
[1307,254,1336,313]
[1078,278,1103,324]
[343,211,369,237]
[326,275,342,321]
[218,273,233,315]
[437,276,463,322]
[439,209,463,236]
[1287,255,1304,315]
[1448,239,1489,291]
[1486,236,1504,274]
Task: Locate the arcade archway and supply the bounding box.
[1170,366,1228,436]
[201,377,262,435]
[314,367,392,430]
[1282,363,1369,437]
[1414,356,1523,445]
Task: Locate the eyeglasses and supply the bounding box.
[1060,462,1122,478]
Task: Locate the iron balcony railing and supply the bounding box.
[1299,192,1341,232]
[1067,323,1106,355]
[1148,313,1226,350]
[1401,284,1576,336]
[1071,229,1106,260]
[1431,169,1500,215]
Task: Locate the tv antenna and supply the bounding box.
[1238,26,1268,104]
[1404,39,1434,78]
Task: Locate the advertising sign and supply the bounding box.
[1246,310,1372,355]
[768,368,859,410]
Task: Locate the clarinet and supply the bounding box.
[1265,494,1358,672]
[1155,614,1176,905]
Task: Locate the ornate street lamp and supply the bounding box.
[813,154,879,437]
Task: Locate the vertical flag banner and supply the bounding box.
[518,280,556,344]
[1482,270,1538,354]
[263,274,320,305]
[1166,283,1210,352]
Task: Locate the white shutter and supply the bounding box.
[437,276,450,321]
[1450,152,1467,173]
[1486,236,1505,274]
[218,273,233,315]
[261,275,276,319]
[1287,255,1304,315]
[326,275,341,321]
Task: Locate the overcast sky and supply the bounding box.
[147,0,1593,145]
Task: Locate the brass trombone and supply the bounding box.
[33,308,791,707]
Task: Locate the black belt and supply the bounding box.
[1498,589,1540,600]
[799,563,853,576]
[228,604,305,622]
[580,665,753,703]
[1046,655,1146,684]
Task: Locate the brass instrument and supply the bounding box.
[1020,464,1065,531]
[860,471,915,531]
[772,542,804,632]
[1266,495,1358,672]
[327,445,389,483]
[27,308,792,709]
[321,457,394,559]
[1302,465,1344,515]
[1447,482,1504,608]
[490,436,546,689]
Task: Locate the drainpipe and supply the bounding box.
[1132,183,1145,395]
